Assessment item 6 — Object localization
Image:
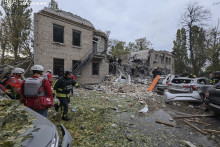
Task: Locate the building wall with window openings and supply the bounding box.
[150,50,175,75]
[34,8,109,84]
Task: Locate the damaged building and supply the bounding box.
[129,49,175,75]
[34,8,109,84]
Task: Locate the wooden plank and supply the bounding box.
[202,129,220,134]
[182,140,197,147]
[185,119,210,126]
[147,75,160,92]
[184,120,207,134]
[155,120,175,127]
[173,114,216,119]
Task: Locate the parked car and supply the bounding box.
[0,90,72,147]
[156,74,176,91]
[204,83,220,114]
[164,77,211,103]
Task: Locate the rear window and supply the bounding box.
[171,79,192,84]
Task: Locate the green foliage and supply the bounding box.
[135,37,152,51]
[205,26,220,72]
[0,99,36,146]
[1,0,33,61]
[108,39,129,57]
[172,28,188,74]
[191,26,208,75]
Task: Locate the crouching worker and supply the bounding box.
[20,65,53,118]
[53,70,79,121]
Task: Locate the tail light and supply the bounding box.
[192,85,197,91]
[183,85,190,88]
[166,80,170,84]
[206,91,209,99]
[167,83,172,86]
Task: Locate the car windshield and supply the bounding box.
[171,79,192,84]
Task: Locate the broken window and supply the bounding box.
[73,30,81,46]
[166,57,168,64]
[197,79,207,85]
[53,24,64,43]
[93,37,99,53]
[161,56,164,64]
[53,58,64,76]
[92,62,99,75]
[155,54,158,61]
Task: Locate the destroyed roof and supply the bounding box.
[94,29,108,38]
[130,49,150,61]
[39,7,94,28]
[151,50,174,56]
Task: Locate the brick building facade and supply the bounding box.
[149,50,175,75]
[34,8,109,84]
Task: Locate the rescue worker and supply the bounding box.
[152,67,158,78]
[210,71,220,85]
[188,74,197,78]
[118,57,122,66]
[20,65,53,117]
[53,70,79,121]
[43,70,53,85]
[5,68,24,99]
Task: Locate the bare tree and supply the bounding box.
[181,2,210,75]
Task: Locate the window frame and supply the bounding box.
[92,62,99,75]
[72,29,81,47]
[53,24,64,43]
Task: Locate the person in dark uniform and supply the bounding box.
[53,70,79,121]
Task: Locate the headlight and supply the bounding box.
[50,129,59,147]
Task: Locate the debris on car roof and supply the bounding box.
[0,99,36,146]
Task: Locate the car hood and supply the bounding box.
[21,107,56,147]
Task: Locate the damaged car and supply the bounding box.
[0,91,72,147]
[205,83,220,114]
[156,74,176,91]
[164,77,211,103]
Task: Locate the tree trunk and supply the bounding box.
[14,47,18,61]
[1,47,5,64]
[189,25,197,75]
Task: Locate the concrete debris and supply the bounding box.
[118,85,135,93]
[139,105,149,113]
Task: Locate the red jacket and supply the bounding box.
[46,72,53,85]
[72,74,76,80]
[5,75,22,93]
[20,76,53,108]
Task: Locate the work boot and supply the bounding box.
[54,103,59,112]
[62,115,70,121]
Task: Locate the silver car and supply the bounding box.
[156,74,176,91]
[0,89,72,147]
[164,77,211,103]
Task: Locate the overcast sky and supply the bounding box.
[2,0,220,51]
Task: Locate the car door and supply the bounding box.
[198,78,211,94]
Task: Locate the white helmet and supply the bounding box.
[47,70,52,73]
[31,65,44,72]
[13,68,25,74]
